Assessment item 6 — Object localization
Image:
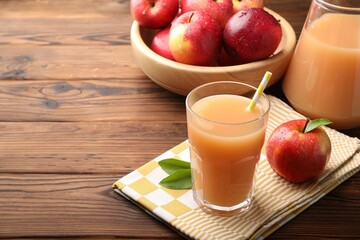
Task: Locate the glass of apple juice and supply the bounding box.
[186,81,270,216]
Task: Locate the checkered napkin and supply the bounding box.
[113,96,360,240]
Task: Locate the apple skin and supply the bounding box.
[169,11,222,66]
[217,47,243,66]
[130,0,179,29]
[151,27,175,61]
[232,0,264,13]
[266,119,331,183]
[181,0,233,28]
[223,8,282,63]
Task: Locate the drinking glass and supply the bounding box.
[185,81,270,216]
[283,0,360,129]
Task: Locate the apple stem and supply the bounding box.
[142,1,155,15]
[188,12,194,23]
[142,6,149,15]
[303,118,310,133]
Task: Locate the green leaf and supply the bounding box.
[159,169,192,190]
[158,158,191,175]
[304,118,332,133]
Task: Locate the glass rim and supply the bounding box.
[315,0,360,14]
[185,81,271,126]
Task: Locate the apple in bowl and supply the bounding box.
[169,11,223,66]
[223,8,282,64]
[151,27,175,61]
[232,0,264,13]
[130,0,179,28]
[181,0,234,28]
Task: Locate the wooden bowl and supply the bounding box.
[130,9,296,96]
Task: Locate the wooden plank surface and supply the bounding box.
[0,0,131,45]
[0,122,187,173]
[0,174,180,239]
[0,80,185,121]
[0,0,359,239]
[0,46,145,80]
[0,18,131,45]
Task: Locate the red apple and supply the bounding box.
[130,0,179,29]
[217,47,243,66]
[232,0,264,13]
[181,0,233,28]
[223,8,282,63]
[169,11,222,66]
[266,119,332,183]
[151,27,175,61]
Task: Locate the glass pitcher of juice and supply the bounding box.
[283,0,360,129]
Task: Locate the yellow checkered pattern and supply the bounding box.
[113,140,196,221]
[113,96,360,240]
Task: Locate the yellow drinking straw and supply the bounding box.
[247,71,272,110]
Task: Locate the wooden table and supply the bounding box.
[0,0,359,239]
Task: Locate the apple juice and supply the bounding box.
[187,94,267,210]
[283,13,360,129]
